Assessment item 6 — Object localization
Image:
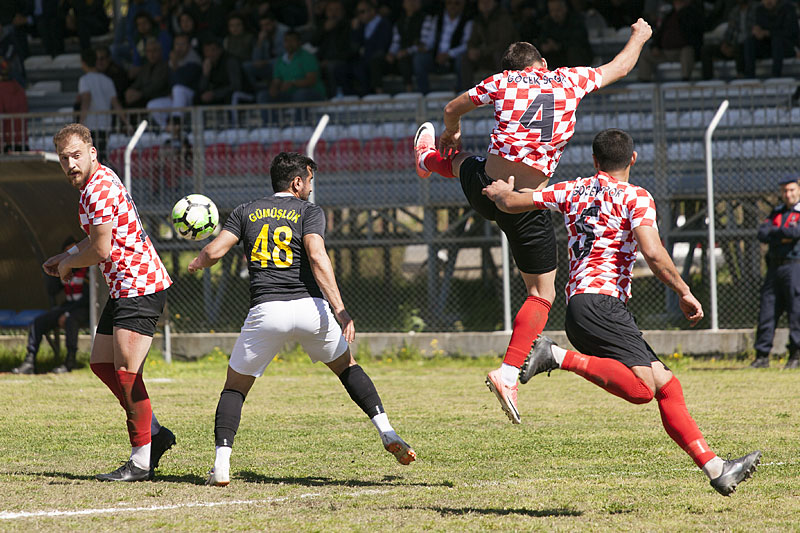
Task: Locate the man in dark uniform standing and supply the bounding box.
[751,176,800,369]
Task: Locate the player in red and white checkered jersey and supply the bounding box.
[484,129,761,496]
[43,124,176,482]
[413,19,653,424]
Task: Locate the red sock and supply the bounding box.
[656,376,717,468]
[422,151,456,178]
[562,351,654,404]
[90,362,125,408]
[503,296,551,368]
[116,371,152,447]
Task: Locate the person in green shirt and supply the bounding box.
[257,31,325,104]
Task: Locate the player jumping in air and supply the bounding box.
[483,128,761,496]
[413,19,652,424]
[47,123,176,481]
[189,152,415,486]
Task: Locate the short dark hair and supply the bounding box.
[81,48,97,68]
[270,152,317,192]
[501,42,543,71]
[592,129,634,172]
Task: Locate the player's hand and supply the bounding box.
[336,309,355,343]
[482,176,517,212]
[439,128,461,156]
[43,252,67,277]
[679,293,704,326]
[188,257,203,273]
[630,18,652,42]
[57,261,74,284]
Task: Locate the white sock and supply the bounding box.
[551,345,567,367]
[130,443,151,470]
[151,413,161,435]
[500,363,519,386]
[371,412,393,434]
[215,445,232,473]
[701,456,724,479]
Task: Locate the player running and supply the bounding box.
[413,19,652,424]
[47,123,176,482]
[189,152,415,487]
[483,128,761,496]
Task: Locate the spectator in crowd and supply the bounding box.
[12,237,90,375]
[0,21,26,86]
[190,0,227,39]
[269,0,312,27]
[2,0,35,59]
[384,0,426,94]
[125,37,170,109]
[196,36,244,105]
[637,0,704,81]
[742,0,799,78]
[147,33,202,128]
[751,176,800,369]
[701,0,754,79]
[0,57,27,152]
[223,12,254,64]
[414,0,473,94]
[310,0,350,97]
[67,0,111,52]
[592,0,644,29]
[530,0,593,68]
[77,48,126,162]
[258,30,325,103]
[461,0,517,88]
[131,11,172,71]
[96,45,130,100]
[111,0,160,66]
[177,9,201,52]
[346,0,393,95]
[244,11,288,92]
[509,0,539,35]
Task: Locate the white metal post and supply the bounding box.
[501,234,511,332]
[704,99,729,331]
[124,120,148,192]
[306,114,330,205]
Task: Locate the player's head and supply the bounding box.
[53,123,98,189]
[501,42,544,71]
[778,176,800,208]
[592,129,636,173]
[80,48,97,70]
[270,152,318,200]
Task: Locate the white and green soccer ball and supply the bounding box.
[171,194,219,241]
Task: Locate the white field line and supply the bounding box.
[0,488,388,520]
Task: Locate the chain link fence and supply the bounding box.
[4,79,798,333]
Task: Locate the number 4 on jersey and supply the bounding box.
[251,224,293,268]
[519,92,555,143]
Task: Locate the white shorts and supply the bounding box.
[229,297,348,377]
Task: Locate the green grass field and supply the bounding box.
[1,350,798,531]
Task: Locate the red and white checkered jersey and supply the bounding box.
[79,164,172,298]
[468,66,602,177]
[531,172,657,303]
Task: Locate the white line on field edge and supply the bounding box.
[0,488,388,520]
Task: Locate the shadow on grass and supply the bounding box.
[411,505,582,517]
[237,471,454,488]
[31,470,206,485]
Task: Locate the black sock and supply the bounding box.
[215,389,245,447]
[338,365,384,418]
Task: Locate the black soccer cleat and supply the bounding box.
[709,450,761,496]
[11,361,35,375]
[749,357,769,368]
[519,335,560,384]
[150,426,176,476]
[96,460,152,482]
[784,358,799,370]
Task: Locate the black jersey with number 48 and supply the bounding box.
[223,193,325,307]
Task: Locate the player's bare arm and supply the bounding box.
[633,225,704,326]
[441,92,478,155]
[303,233,355,343]
[188,230,239,273]
[43,236,90,276]
[597,18,653,87]
[56,223,113,282]
[482,176,538,214]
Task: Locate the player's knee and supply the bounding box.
[628,386,655,404]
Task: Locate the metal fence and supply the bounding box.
[3,79,799,334]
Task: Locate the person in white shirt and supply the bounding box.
[412,0,473,93]
[77,48,127,163]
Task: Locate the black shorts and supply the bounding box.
[96,289,168,337]
[564,293,667,369]
[459,155,557,274]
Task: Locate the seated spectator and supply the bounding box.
[95,45,130,100]
[66,0,111,52]
[190,0,227,40]
[384,0,427,93]
[147,33,202,127]
[637,0,704,81]
[244,11,288,92]
[0,21,26,86]
[177,9,201,52]
[531,0,593,69]
[743,0,799,78]
[130,11,172,71]
[0,58,27,152]
[77,48,127,163]
[592,0,644,29]
[462,0,516,88]
[414,0,473,94]
[12,237,89,375]
[269,0,311,28]
[257,30,325,104]
[310,0,350,97]
[125,37,170,108]
[196,36,244,105]
[345,0,392,95]
[111,0,160,66]
[701,0,754,79]
[224,12,254,64]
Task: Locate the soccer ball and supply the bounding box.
[171,194,219,241]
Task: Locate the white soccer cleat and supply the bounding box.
[205,467,230,487]
[413,122,436,178]
[381,431,416,465]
